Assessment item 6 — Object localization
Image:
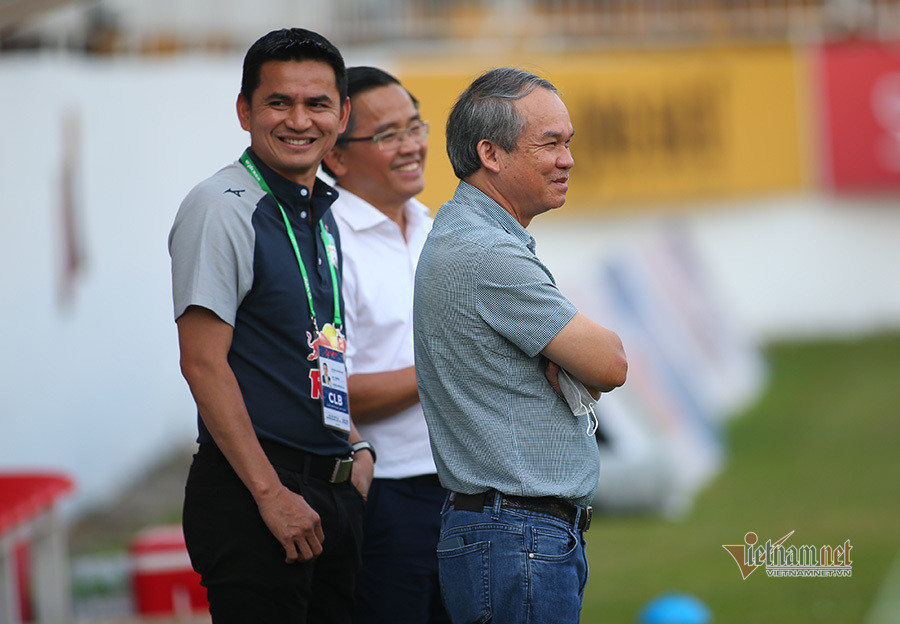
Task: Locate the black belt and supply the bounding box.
[259,439,353,484]
[450,490,592,532]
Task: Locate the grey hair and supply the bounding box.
[446,67,557,180]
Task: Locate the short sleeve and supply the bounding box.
[475,241,577,357]
[168,183,256,325]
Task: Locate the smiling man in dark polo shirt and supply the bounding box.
[169,28,374,624]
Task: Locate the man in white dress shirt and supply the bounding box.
[323,66,449,624]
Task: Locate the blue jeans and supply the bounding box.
[436,494,589,624]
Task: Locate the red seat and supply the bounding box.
[0,473,74,535]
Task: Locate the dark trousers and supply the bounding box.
[354,476,451,624]
[183,443,365,624]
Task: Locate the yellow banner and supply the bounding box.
[397,45,806,213]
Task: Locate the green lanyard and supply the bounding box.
[240,150,342,334]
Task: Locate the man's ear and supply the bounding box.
[323,148,348,179]
[339,97,351,134]
[476,139,502,174]
[237,93,251,132]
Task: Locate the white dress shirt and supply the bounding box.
[332,188,436,479]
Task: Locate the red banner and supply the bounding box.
[820,40,900,191]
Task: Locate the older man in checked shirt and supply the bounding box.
[413,67,627,624]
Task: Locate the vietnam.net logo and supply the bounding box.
[723,531,853,579]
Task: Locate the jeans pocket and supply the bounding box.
[436,536,492,624]
[526,526,588,621]
[529,524,579,561]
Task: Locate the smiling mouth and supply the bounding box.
[394,162,420,172]
[281,137,314,146]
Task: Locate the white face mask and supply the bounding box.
[557,368,600,437]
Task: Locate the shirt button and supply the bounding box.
[300,188,309,197]
[300,211,308,219]
[318,258,323,265]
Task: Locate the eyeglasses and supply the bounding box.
[339,120,429,151]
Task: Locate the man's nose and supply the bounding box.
[286,105,311,130]
[397,133,422,154]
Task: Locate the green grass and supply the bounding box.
[582,332,900,623]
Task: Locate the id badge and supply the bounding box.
[316,324,350,432]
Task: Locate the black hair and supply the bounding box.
[340,66,419,139]
[241,28,347,104]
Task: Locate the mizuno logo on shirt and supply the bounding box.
[224,188,245,197]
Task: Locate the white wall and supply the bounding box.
[0,54,247,513]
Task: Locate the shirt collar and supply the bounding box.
[244,148,339,221]
[453,181,536,253]
[334,187,430,233]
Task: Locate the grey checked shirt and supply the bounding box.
[413,181,601,507]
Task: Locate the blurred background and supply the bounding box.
[2,0,899,622]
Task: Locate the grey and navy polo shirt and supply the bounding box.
[169,148,351,457]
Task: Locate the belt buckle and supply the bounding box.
[331,457,353,483]
[582,506,593,532]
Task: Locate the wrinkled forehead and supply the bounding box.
[350,83,420,128]
[514,88,573,139]
[252,59,341,101]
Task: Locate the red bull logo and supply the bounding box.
[306,325,346,361]
[306,331,328,362]
[306,324,346,399]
